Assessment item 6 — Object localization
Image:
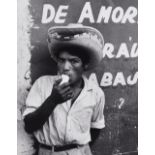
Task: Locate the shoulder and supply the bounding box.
[30,75,57,91]
[94,85,105,102]
[87,80,105,106]
[34,75,56,85]
[88,79,105,97]
[35,75,56,82]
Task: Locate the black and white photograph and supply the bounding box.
[17,0,138,155]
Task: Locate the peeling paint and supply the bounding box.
[17,0,34,120]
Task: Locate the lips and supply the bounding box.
[61,72,70,78]
[61,73,72,82]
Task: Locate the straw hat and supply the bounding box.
[47,24,104,70]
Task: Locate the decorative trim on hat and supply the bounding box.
[48,31,103,49]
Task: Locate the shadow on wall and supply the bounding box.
[30,42,57,84]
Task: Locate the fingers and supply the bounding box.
[54,78,62,86]
[54,77,70,88]
[59,81,70,88]
[60,86,73,99]
[60,85,71,93]
[52,79,73,103]
[62,92,73,100]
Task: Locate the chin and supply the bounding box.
[69,80,77,86]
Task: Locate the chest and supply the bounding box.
[53,91,95,121]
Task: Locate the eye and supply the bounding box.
[70,58,81,64]
[57,58,64,63]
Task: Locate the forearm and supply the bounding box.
[89,128,101,147]
[24,79,73,134]
[24,95,57,133]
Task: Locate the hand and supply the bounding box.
[50,78,73,104]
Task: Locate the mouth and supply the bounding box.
[62,73,71,78]
[59,74,70,85]
[59,72,72,83]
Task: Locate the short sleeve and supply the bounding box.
[91,89,105,129]
[22,78,42,118]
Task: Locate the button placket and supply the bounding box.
[64,112,72,142]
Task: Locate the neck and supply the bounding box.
[70,78,84,91]
[70,78,84,105]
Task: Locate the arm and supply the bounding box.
[89,128,101,147]
[24,94,57,133]
[24,79,73,134]
[90,88,105,146]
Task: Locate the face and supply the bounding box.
[57,51,85,86]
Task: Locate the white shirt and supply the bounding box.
[23,75,105,146]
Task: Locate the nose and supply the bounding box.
[63,61,71,72]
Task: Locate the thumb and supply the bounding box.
[54,77,62,86]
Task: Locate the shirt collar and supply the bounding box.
[82,75,94,91]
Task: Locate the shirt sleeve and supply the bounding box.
[91,89,105,129]
[22,78,42,118]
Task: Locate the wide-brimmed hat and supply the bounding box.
[47,24,104,70]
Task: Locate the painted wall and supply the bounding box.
[17,0,138,155]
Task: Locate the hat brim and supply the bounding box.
[48,25,104,70]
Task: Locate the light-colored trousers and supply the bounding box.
[38,144,92,155]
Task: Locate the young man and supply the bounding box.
[23,24,105,155]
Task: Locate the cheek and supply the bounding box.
[73,66,84,77]
[57,64,63,72]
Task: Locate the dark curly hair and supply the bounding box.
[54,45,90,66]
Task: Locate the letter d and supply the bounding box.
[41,4,55,24]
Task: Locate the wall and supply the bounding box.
[17,0,138,155]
